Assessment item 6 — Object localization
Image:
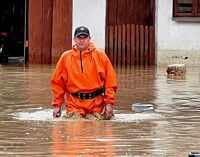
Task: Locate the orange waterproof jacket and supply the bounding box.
[51,43,117,114]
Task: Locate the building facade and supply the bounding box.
[1,0,199,66]
[73,0,200,66]
[157,0,200,66]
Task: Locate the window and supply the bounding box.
[173,0,200,17]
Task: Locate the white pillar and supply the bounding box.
[73,0,106,49]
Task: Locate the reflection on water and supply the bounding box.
[0,64,200,156]
[52,121,116,157]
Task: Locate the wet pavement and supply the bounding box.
[0,64,200,157]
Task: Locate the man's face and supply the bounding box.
[74,35,90,51]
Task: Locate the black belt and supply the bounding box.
[72,87,105,100]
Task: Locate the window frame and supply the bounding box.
[173,0,200,17]
[197,0,200,15]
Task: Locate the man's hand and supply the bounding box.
[53,106,62,118]
[102,104,113,120]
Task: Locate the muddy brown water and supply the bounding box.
[0,64,200,157]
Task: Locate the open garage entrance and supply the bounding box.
[0,0,27,63]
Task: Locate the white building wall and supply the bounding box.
[73,0,200,66]
[156,0,200,66]
[73,0,106,49]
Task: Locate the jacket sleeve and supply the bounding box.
[51,54,67,108]
[103,54,117,105]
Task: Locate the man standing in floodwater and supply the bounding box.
[51,26,117,120]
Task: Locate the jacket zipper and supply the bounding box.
[80,51,83,72]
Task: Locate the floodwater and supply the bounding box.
[0,64,200,157]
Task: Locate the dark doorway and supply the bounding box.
[0,0,27,63]
[106,0,155,66]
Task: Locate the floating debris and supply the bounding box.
[167,64,186,76]
[131,103,155,113]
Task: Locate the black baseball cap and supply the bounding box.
[74,26,90,38]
